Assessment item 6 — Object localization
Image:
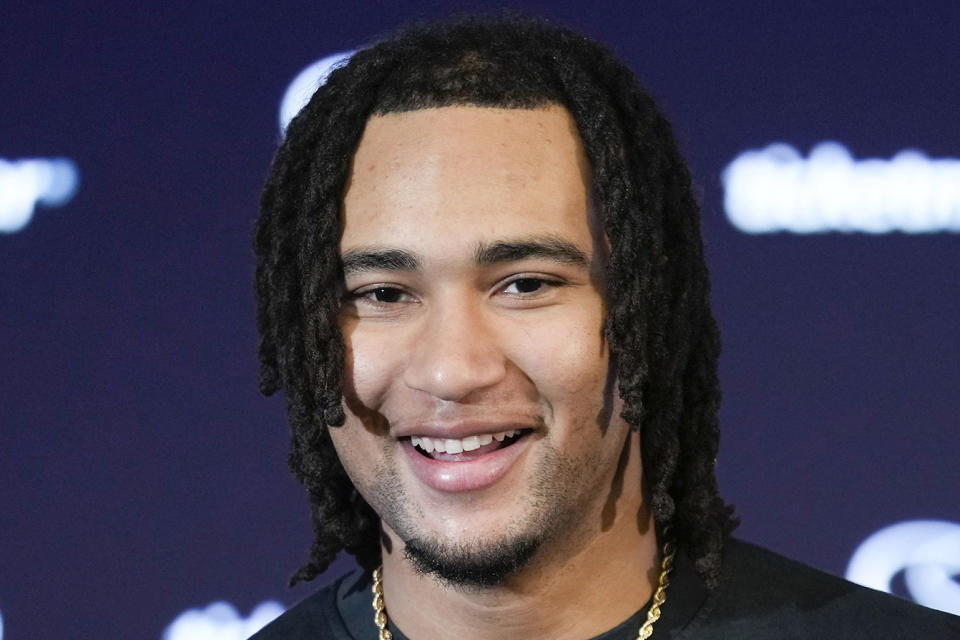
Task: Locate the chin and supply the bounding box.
[402,533,543,588]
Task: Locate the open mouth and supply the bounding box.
[406,429,530,461]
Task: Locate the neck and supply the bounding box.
[380,435,659,640]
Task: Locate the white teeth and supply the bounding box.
[411,429,521,454]
[413,436,436,453]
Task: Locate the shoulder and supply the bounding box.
[248,569,371,640]
[683,538,960,639]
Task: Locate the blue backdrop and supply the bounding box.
[2,1,957,638]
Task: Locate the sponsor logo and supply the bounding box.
[279,51,355,133]
[846,519,960,615]
[723,142,960,233]
[0,157,79,233]
[162,600,284,640]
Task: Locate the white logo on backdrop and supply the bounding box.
[0,605,4,640]
[846,519,960,615]
[0,157,79,233]
[279,51,356,133]
[162,600,284,640]
[722,142,960,234]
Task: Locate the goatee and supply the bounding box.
[403,535,542,588]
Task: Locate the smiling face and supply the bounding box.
[332,104,640,586]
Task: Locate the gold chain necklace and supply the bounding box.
[371,539,676,640]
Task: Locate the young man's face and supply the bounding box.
[332,104,637,584]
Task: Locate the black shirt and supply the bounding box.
[251,538,960,639]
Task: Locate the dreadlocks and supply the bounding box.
[255,13,737,589]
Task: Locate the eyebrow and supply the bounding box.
[474,236,589,267]
[340,248,420,277]
[340,235,589,277]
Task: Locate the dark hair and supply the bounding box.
[255,13,737,589]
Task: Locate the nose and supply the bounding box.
[403,302,507,402]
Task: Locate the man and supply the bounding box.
[251,15,959,639]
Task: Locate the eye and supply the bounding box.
[365,287,408,303]
[501,277,562,295]
[347,286,412,305]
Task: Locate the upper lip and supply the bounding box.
[393,419,539,440]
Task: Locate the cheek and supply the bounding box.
[336,330,403,483]
[327,421,377,500]
[506,309,610,412]
[342,326,406,410]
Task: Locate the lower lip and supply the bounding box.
[401,436,530,493]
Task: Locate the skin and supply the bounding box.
[332,104,659,639]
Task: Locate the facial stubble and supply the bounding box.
[372,441,598,589]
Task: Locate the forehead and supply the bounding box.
[340,105,596,256]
